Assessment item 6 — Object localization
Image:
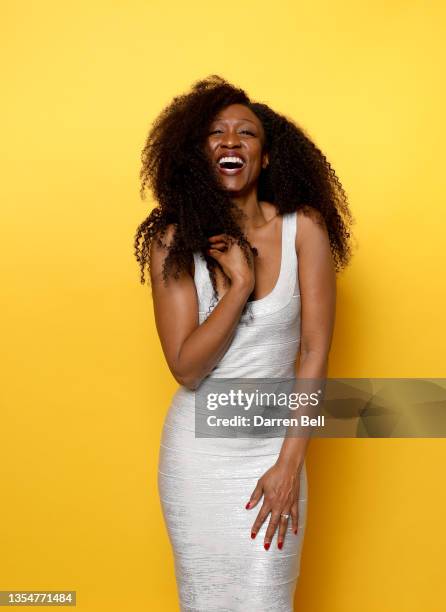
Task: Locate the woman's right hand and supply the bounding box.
[149,224,258,391]
[207,234,255,293]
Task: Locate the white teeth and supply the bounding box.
[218,156,245,165]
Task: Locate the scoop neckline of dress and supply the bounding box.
[210,212,287,315]
[245,212,286,307]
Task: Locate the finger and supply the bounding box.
[264,509,282,550]
[207,240,228,251]
[245,479,263,510]
[208,235,235,248]
[208,234,230,242]
[277,510,291,549]
[206,248,222,260]
[290,500,299,535]
[250,501,271,541]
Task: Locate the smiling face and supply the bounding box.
[204,103,269,195]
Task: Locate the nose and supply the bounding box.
[220,129,241,149]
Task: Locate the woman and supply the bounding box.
[134,75,354,611]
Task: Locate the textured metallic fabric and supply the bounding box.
[158,211,308,611]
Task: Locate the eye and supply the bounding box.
[240,129,255,136]
[209,129,223,135]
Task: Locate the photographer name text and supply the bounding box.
[207,415,325,427]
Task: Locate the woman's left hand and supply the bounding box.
[245,460,301,550]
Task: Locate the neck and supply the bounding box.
[229,191,275,233]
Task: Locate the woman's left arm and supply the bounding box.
[246,209,337,549]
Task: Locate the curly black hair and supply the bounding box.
[134,74,355,317]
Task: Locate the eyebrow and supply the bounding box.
[211,118,258,126]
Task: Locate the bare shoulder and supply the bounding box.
[150,223,194,283]
[152,222,177,250]
[296,207,330,256]
[149,223,174,280]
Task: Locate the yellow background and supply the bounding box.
[2,1,445,610]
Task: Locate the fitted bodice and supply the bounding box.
[174,210,300,401]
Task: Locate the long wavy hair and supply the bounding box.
[134,74,355,316]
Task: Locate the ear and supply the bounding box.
[262,152,269,169]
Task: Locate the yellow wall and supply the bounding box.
[1,1,445,610]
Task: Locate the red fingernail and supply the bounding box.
[294,528,298,535]
[245,501,251,509]
[251,532,256,539]
[264,542,270,550]
[278,541,283,550]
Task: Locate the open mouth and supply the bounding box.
[217,155,246,173]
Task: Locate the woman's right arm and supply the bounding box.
[150,225,254,390]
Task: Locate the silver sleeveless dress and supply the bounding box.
[158,211,308,611]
